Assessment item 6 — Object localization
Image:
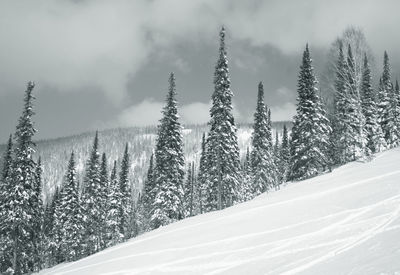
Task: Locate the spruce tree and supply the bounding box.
[81,131,102,255]
[32,157,44,271]
[4,82,38,274]
[360,54,386,154]
[0,134,13,273]
[395,79,400,139]
[197,133,207,214]
[98,152,109,249]
[332,42,350,164]
[152,73,185,228]
[250,82,277,195]
[50,185,64,265]
[183,163,193,217]
[119,143,133,239]
[378,51,398,147]
[105,160,123,246]
[139,153,155,232]
[203,27,241,211]
[289,45,331,180]
[239,147,253,202]
[279,124,290,183]
[58,152,85,261]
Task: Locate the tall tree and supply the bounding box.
[139,153,155,232]
[32,157,44,271]
[105,161,123,247]
[378,51,398,147]
[279,124,290,183]
[203,27,241,211]
[4,82,38,274]
[0,134,13,273]
[57,152,85,262]
[152,73,185,228]
[197,133,207,214]
[289,45,331,180]
[345,45,367,160]
[118,143,133,239]
[98,152,109,249]
[360,54,386,154]
[250,82,277,195]
[81,132,102,255]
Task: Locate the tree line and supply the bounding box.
[1,26,399,274]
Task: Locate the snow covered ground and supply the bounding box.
[39,148,400,275]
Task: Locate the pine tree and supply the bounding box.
[239,147,253,202]
[81,131,102,255]
[250,82,277,195]
[279,124,290,183]
[119,143,133,239]
[378,51,398,147]
[3,82,38,274]
[0,134,13,273]
[139,153,155,232]
[332,42,349,164]
[203,27,241,211]
[58,152,85,261]
[289,45,331,181]
[50,186,64,265]
[98,152,109,249]
[183,163,193,217]
[197,133,207,214]
[43,187,60,266]
[360,54,386,154]
[32,157,44,271]
[152,73,185,228]
[395,79,400,140]
[105,160,123,247]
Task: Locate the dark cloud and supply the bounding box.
[0,0,399,142]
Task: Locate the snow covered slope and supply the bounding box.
[39,148,400,275]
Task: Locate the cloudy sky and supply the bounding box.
[0,0,399,142]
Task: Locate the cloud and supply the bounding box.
[269,102,296,121]
[180,102,210,124]
[117,99,163,127]
[0,0,399,104]
[116,99,243,127]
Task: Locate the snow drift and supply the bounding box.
[39,148,400,275]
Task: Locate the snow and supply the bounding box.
[38,148,400,275]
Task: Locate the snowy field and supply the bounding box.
[39,148,400,275]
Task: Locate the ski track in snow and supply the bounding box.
[41,151,400,275]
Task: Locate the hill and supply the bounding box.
[37,147,400,275]
[0,122,289,202]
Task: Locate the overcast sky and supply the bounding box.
[1,0,399,142]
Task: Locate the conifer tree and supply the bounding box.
[98,152,109,249]
[289,45,331,180]
[203,27,241,211]
[152,73,185,228]
[58,152,85,261]
[360,54,386,154]
[44,187,60,266]
[197,133,207,214]
[395,79,400,139]
[250,82,277,194]
[4,82,38,274]
[279,125,290,183]
[105,161,123,246]
[32,157,44,271]
[183,163,193,217]
[119,143,133,239]
[377,51,398,147]
[239,147,253,202]
[81,131,102,255]
[50,186,64,265]
[139,153,155,232]
[332,42,350,164]
[0,134,13,273]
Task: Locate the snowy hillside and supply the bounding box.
[38,148,400,275]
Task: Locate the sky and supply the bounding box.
[0,0,400,142]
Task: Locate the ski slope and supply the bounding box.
[39,148,400,275]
